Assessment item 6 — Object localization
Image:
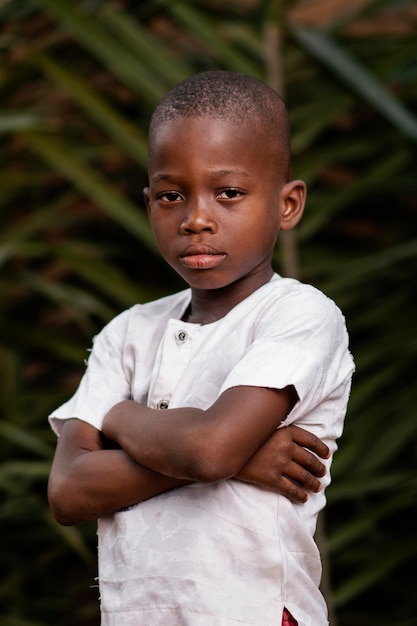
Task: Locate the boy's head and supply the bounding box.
[149,71,292,181]
[144,71,306,297]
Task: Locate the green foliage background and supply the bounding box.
[1,1,416,624]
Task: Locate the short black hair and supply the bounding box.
[149,71,291,180]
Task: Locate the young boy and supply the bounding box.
[48,71,354,625]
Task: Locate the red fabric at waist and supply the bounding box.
[282,607,298,626]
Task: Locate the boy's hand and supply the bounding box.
[235,426,330,503]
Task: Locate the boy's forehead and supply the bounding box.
[149,116,267,162]
[150,115,269,152]
[147,115,288,183]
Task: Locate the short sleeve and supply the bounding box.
[49,309,132,435]
[220,288,354,428]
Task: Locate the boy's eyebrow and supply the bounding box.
[151,173,180,184]
[211,169,251,180]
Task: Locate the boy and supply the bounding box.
[48,71,354,625]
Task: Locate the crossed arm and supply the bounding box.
[48,385,330,526]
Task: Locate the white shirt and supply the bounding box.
[50,274,354,626]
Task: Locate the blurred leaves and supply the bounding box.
[291,25,417,140]
[1,0,416,624]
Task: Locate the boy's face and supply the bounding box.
[144,116,304,293]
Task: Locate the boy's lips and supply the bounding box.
[180,244,226,270]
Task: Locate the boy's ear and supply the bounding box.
[143,187,151,214]
[280,180,306,231]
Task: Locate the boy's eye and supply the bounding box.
[158,191,183,202]
[217,188,243,200]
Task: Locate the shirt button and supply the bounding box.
[157,399,169,410]
[175,329,188,343]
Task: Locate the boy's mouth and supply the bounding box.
[180,245,226,269]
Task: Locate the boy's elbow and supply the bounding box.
[48,476,85,526]
[48,490,74,526]
[50,506,78,527]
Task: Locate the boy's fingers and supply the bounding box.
[285,461,323,492]
[277,476,309,504]
[279,455,329,502]
[289,425,330,459]
[292,446,327,478]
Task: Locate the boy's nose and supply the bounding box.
[179,203,217,235]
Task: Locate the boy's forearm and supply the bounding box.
[48,444,189,526]
[102,400,205,480]
[102,386,295,482]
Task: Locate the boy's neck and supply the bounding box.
[183,268,274,325]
